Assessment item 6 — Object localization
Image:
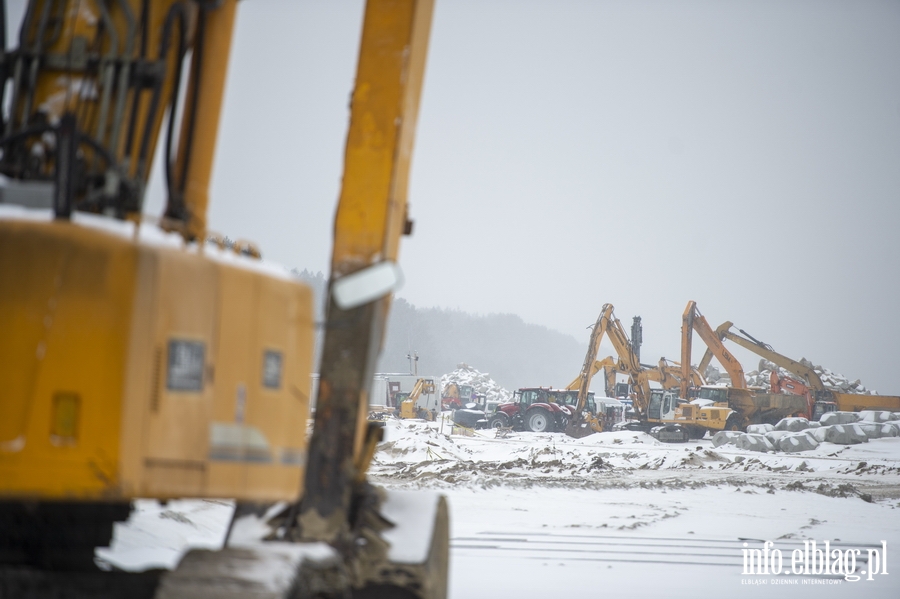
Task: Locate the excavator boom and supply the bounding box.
[720,326,826,392]
[565,306,611,437]
[297,0,440,549]
[565,356,618,392]
[566,305,664,434]
[681,301,745,398]
[717,324,900,414]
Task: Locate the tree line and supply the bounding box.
[293,269,584,390]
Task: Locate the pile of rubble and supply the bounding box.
[710,359,877,395]
[441,363,512,405]
[705,365,732,386]
[712,411,900,453]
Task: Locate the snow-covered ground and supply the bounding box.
[100,417,900,598]
[372,418,900,598]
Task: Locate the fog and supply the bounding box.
[9,0,897,393]
[170,0,900,395]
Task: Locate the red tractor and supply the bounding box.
[488,388,581,433]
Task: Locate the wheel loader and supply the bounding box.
[0,0,447,597]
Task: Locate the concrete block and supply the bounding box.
[775,417,810,432]
[857,422,883,439]
[823,424,868,445]
[765,430,793,444]
[737,433,775,452]
[878,423,900,437]
[711,431,742,447]
[747,423,775,434]
[858,410,893,423]
[808,426,830,443]
[819,411,860,426]
[778,433,819,453]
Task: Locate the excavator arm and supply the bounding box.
[643,361,675,390]
[658,357,705,389]
[697,321,730,379]
[719,324,900,413]
[565,356,618,391]
[399,378,437,419]
[720,326,826,392]
[566,304,650,435]
[565,307,612,437]
[409,378,437,401]
[681,301,745,398]
[605,311,643,375]
[298,0,435,542]
[595,305,651,405]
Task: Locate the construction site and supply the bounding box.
[1,0,898,598]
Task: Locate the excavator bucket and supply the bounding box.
[157,492,450,599]
[565,417,596,439]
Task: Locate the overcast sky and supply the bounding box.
[10,0,898,394]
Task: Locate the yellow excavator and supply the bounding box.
[564,302,733,441]
[572,307,704,406]
[562,304,652,437]
[609,357,705,399]
[583,304,651,402]
[398,378,437,420]
[0,1,447,597]
[711,323,900,416]
[565,309,610,437]
[655,357,705,392]
[565,355,618,399]
[564,304,724,439]
[681,301,811,430]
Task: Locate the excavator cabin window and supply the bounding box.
[699,387,728,403]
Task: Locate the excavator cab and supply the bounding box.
[648,389,677,421]
[698,386,729,403]
[399,379,437,420]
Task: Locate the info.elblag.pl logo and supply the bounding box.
[742,540,889,583]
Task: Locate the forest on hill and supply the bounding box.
[294,270,584,390]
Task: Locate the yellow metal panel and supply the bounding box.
[332,0,434,269]
[142,250,218,472]
[1,218,314,503]
[210,266,256,424]
[205,267,313,500]
[833,392,900,412]
[0,221,136,499]
[205,265,255,496]
[118,249,159,498]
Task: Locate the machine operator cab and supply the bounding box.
[697,386,729,403]
[648,389,678,421]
